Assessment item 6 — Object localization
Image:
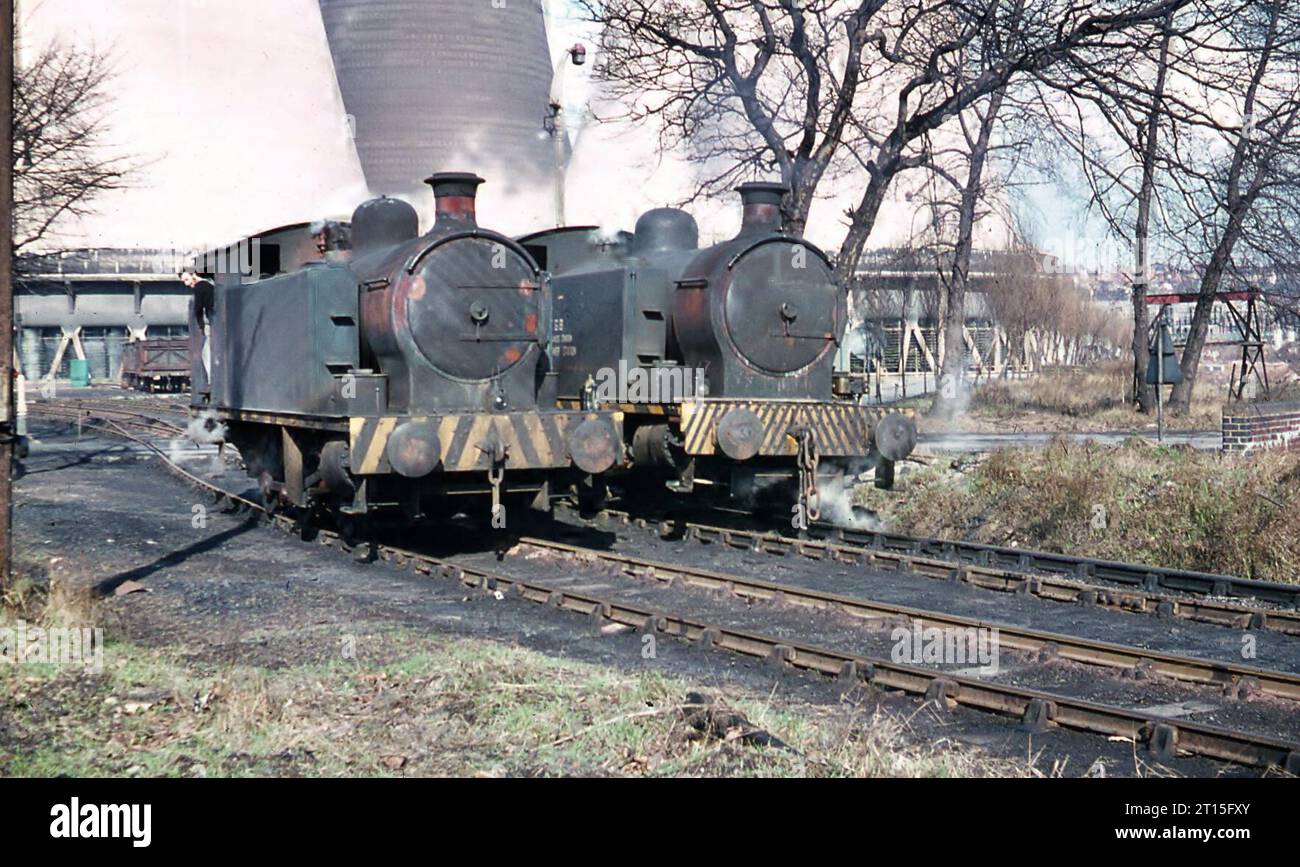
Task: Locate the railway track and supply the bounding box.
[33,406,1300,773]
[587,508,1300,637]
[509,535,1300,702]
[27,399,190,439]
[409,555,1300,773]
[819,520,1300,607]
[37,394,1300,617]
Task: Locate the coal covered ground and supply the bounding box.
[12,421,1293,777]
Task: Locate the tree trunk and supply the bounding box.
[1169,233,1236,410]
[833,146,901,286]
[784,162,816,238]
[1130,15,1171,414]
[932,91,1003,419]
[1130,288,1152,410]
[1169,4,1279,413]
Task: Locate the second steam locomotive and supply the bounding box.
[521,182,916,520]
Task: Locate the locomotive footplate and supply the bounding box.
[679,399,917,459]
[349,411,624,476]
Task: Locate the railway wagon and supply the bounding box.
[191,172,623,530]
[519,182,917,519]
[120,339,191,393]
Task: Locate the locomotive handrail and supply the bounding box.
[458,334,537,342]
[515,225,601,244]
[769,330,835,340]
[725,235,833,271]
[403,230,544,278]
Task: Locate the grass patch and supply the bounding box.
[1,560,1028,777]
[863,438,1300,582]
[0,630,1031,778]
[916,360,1225,433]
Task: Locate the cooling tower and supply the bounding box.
[319,0,556,200]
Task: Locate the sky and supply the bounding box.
[18,0,369,252]
[17,0,1100,267]
[547,0,1091,258]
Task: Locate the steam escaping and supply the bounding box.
[595,223,632,244]
[841,325,870,359]
[175,410,230,476]
[815,470,882,532]
[186,411,227,445]
[934,367,977,423]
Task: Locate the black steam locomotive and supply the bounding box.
[190,173,623,528]
[520,182,917,519]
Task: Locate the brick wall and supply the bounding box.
[1222,400,1300,454]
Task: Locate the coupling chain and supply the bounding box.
[795,428,820,523]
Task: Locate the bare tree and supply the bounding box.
[915,77,1018,417]
[1165,1,1300,410]
[576,0,882,244]
[1128,18,1174,413]
[1023,9,1193,413]
[579,0,1190,284]
[981,232,1099,370]
[1023,1,1300,412]
[12,40,133,256]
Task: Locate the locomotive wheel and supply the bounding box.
[297,503,324,542]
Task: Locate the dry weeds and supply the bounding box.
[862,438,1300,583]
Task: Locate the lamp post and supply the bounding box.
[546,42,586,227]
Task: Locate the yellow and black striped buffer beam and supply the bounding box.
[349,411,621,474]
[678,399,873,457]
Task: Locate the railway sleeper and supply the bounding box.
[924,677,960,711]
[1020,698,1059,734]
[767,644,794,669]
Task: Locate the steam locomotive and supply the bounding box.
[519,182,917,520]
[189,173,623,529]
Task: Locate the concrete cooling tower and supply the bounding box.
[319,0,557,202]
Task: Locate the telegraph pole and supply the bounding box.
[0,0,14,588]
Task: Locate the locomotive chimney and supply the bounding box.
[425,172,485,227]
[736,181,788,236]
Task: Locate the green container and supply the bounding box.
[68,359,90,387]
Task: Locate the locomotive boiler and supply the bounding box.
[520,182,916,519]
[191,172,623,530]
